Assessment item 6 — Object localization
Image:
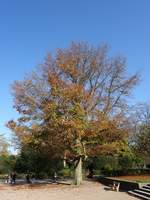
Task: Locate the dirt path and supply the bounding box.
[0,181,138,200]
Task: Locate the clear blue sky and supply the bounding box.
[0,0,150,141]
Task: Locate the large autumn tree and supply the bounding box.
[7,42,139,185]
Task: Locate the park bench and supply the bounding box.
[112,181,120,192]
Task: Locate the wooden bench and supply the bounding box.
[112,181,120,192]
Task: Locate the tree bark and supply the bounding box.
[63,159,66,168]
[63,152,67,168]
[74,156,82,186]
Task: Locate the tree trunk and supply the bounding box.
[63,159,66,168]
[63,152,67,167]
[74,156,82,186]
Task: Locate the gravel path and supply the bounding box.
[0,181,138,200]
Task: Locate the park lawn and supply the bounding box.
[113,175,150,183]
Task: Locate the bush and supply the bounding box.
[58,167,73,177]
[85,153,144,177]
[101,168,150,177]
[0,155,16,174]
[101,164,114,176]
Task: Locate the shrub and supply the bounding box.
[58,166,73,177]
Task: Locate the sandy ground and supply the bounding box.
[0,181,138,200]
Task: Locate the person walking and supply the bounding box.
[12,172,16,184]
[26,174,31,184]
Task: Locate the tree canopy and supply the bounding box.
[7,42,139,185]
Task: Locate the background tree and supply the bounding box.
[134,125,150,167]
[14,144,63,177]
[7,42,139,185]
[128,102,150,167]
[0,134,9,155]
[0,134,16,174]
